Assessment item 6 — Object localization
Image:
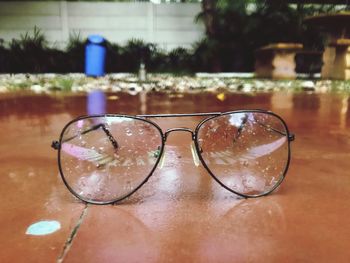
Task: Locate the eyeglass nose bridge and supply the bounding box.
[164,127,195,141]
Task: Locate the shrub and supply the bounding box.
[66,32,86,73]
[105,41,122,72]
[0,39,10,73]
[167,47,193,74]
[8,27,49,73]
[119,39,154,72]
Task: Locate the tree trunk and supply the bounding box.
[201,0,216,38]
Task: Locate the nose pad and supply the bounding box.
[190,142,200,167]
[158,150,166,169]
[159,143,200,169]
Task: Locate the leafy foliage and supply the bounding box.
[0,31,194,74]
[195,0,345,71]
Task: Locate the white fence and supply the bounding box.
[0,1,204,50]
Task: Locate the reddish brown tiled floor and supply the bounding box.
[0,91,349,262]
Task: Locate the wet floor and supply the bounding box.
[0,90,350,262]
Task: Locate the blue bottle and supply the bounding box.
[85,35,106,77]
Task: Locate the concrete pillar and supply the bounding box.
[322,39,350,80]
[321,46,336,79]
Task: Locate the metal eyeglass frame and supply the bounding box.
[52,109,295,205]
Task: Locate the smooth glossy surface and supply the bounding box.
[0,91,349,262]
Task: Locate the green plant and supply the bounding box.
[8,26,49,73]
[105,41,121,72]
[119,39,155,72]
[66,31,86,72]
[56,77,74,92]
[167,47,193,73]
[0,38,9,73]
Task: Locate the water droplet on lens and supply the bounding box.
[126,129,132,136]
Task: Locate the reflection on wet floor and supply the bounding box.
[1,91,349,129]
[0,91,350,262]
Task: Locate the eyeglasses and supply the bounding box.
[51,110,294,205]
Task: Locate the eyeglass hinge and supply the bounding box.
[288,133,295,142]
[51,140,60,150]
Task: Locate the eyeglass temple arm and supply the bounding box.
[51,123,119,150]
[257,121,295,141]
[236,115,295,142]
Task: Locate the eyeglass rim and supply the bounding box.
[56,109,293,204]
[57,115,166,205]
[193,110,292,198]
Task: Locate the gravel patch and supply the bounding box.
[1,73,350,95]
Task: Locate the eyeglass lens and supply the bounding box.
[59,116,163,203]
[197,112,289,196]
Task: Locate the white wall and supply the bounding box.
[0,1,204,50]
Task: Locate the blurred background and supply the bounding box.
[0,0,349,74]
